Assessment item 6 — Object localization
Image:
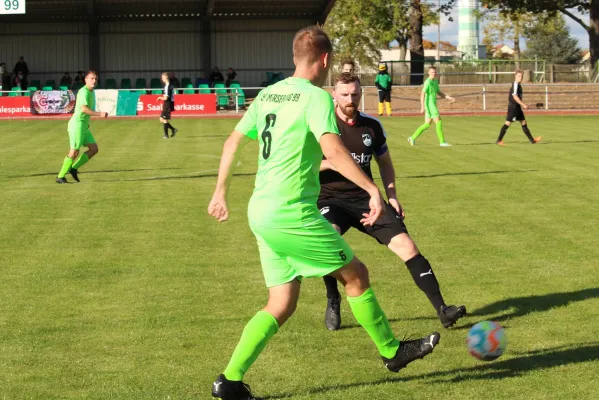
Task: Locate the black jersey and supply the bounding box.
[508,82,522,107]
[164,82,175,103]
[320,112,388,199]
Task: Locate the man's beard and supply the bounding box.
[339,103,357,118]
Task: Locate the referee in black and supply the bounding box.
[157,72,178,139]
[319,73,466,331]
[496,70,541,145]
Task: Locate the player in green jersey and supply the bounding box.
[409,66,454,147]
[55,71,107,183]
[208,26,441,400]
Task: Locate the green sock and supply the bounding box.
[411,123,430,140]
[72,153,90,170]
[57,157,73,178]
[223,310,279,381]
[347,288,400,359]
[436,120,446,144]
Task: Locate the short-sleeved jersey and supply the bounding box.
[508,82,522,107]
[70,86,94,125]
[235,77,339,228]
[320,112,387,199]
[375,73,392,89]
[423,78,440,105]
[164,82,175,103]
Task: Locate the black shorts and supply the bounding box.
[161,100,175,120]
[378,89,391,102]
[317,194,408,246]
[506,106,525,122]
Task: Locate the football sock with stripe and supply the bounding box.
[406,253,445,312]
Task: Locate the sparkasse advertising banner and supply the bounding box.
[137,94,217,116]
[0,96,31,117]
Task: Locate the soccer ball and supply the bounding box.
[467,321,507,361]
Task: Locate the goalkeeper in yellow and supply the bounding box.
[409,66,454,147]
[375,62,392,116]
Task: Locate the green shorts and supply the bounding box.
[68,122,96,150]
[425,103,440,119]
[250,214,354,288]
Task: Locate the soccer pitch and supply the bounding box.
[1,115,598,399]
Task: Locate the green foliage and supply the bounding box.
[524,13,582,63]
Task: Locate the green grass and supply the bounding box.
[1,115,598,399]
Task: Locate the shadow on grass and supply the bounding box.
[467,287,599,325]
[104,172,256,182]
[403,169,536,179]
[8,167,181,178]
[536,140,599,145]
[264,342,599,399]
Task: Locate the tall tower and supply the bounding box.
[458,0,480,60]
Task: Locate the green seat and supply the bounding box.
[59,86,68,91]
[27,86,38,96]
[135,78,147,90]
[42,86,53,91]
[151,89,162,95]
[105,79,117,89]
[181,77,192,88]
[120,78,132,89]
[45,80,56,89]
[9,87,21,96]
[30,80,41,89]
[150,78,161,89]
[183,84,195,94]
[198,84,211,94]
[230,84,245,107]
[214,83,229,109]
[72,82,84,91]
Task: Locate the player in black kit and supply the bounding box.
[319,73,466,331]
[496,70,541,145]
[157,72,178,139]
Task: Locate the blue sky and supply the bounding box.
[423,8,590,50]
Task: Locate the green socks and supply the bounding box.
[347,288,400,359]
[411,123,430,140]
[223,311,279,381]
[72,153,90,170]
[57,157,73,178]
[436,120,446,144]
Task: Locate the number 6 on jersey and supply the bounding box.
[261,114,276,160]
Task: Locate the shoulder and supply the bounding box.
[358,112,386,137]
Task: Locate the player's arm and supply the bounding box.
[208,130,251,222]
[81,105,107,118]
[375,149,404,219]
[420,90,425,113]
[512,85,528,109]
[319,159,336,171]
[437,90,455,102]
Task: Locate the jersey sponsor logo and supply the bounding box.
[351,153,372,165]
[362,133,372,147]
[320,206,330,215]
[137,94,216,115]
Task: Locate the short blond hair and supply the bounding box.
[293,26,333,64]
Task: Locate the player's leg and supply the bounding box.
[166,103,177,137]
[159,116,169,139]
[410,116,432,144]
[497,120,511,145]
[521,120,541,144]
[378,90,385,116]
[384,90,392,116]
[432,116,450,146]
[69,130,97,182]
[387,233,466,328]
[319,202,353,330]
[57,126,82,183]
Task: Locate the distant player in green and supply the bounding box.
[375,62,392,116]
[409,66,454,147]
[55,71,107,184]
[208,26,441,400]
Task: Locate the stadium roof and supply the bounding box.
[1,0,337,23]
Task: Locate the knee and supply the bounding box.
[504,122,511,127]
[388,234,418,261]
[265,298,297,326]
[343,259,370,290]
[89,147,98,156]
[68,149,79,159]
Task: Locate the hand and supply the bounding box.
[100,112,108,118]
[388,198,405,220]
[420,107,425,114]
[208,192,229,222]
[361,190,385,226]
[446,96,455,103]
[522,103,529,110]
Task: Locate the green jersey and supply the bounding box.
[70,86,94,126]
[375,73,392,89]
[423,78,440,106]
[235,77,339,228]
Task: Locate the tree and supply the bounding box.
[524,13,582,63]
[480,9,537,66]
[449,0,599,67]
